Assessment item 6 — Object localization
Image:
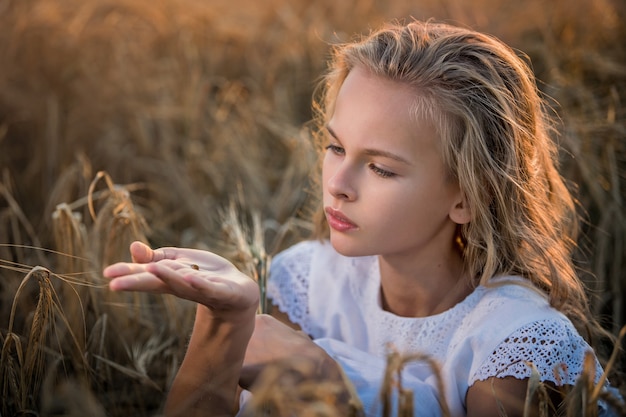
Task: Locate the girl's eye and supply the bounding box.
[325,144,345,155]
[369,163,396,178]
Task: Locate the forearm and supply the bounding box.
[165,305,255,417]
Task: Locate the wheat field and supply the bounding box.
[0,0,624,415]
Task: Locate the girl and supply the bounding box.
[104,20,618,416]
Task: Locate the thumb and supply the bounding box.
[129,241,154,263]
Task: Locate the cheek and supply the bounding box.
[321,161,329,194]
[373,189,427,228]
[365,188,411,221]
[321,154,336,190]
[368,181,412,207]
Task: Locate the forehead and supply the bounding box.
[331,67,440,140]
[332,66,443,128]
[328,67,447,168]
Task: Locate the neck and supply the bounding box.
[378,249,472,318]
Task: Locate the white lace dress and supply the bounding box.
[264,239,609,417]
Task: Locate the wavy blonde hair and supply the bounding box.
[311,20,591,327]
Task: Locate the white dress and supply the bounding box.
[264,239,610,417]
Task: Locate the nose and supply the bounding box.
[326,161,357,201]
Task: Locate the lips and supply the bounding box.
[325,207,358,232]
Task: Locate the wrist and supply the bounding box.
[195,301,257,326]
[189,305,255,356]
[166,306,255,417]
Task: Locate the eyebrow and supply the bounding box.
[325,125,413,165]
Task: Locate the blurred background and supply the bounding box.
[0,0,624,415]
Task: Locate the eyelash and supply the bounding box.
[325,144,396,178]
[369,164,396,178]
[325,144,344,155]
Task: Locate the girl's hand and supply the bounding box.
[240,314,341,389]
[103,241,260,320]
[240,315,355,415]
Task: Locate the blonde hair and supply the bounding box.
[311,20,591,326]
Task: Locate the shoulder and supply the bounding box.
[270,239,335,279]
[459,277,603,387]
[460,276,577,350]
[266,240,344,335]
[466,277,556,326]
[269,239,330,291]
[267,240,378,339]
[481,276,551,305]
[266,241,322,334]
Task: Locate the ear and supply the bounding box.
[449,192,471,225]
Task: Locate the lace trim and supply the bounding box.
[367,288,485,357]
[472,319,604,386]
[267,244,313,335]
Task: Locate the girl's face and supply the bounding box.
[323,67,468,261]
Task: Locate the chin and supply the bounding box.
[329,236,373,258]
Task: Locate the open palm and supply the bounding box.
[104,241,260,318]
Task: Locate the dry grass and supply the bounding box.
[242,358,364,417]
[380,350,450,417]
[0,0,624,415]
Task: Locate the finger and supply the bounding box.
[147,263,237,306]
[129,241,154,263]
[108,271,169,293]
[149,246,184,263]
[103,262,150,278]
[129,242,194,265]
[149,246,235,270]
[145,262,202,299]
[155,259,200,271]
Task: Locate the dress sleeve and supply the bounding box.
[266,241,315,335]
[470,318,604,386]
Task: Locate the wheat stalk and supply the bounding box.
[523,362,551,417]
[0,332,23,414]
[22,268,54,406]
[381,348,450,417]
